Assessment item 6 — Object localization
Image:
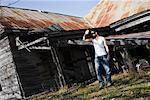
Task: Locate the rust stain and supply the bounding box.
[124,0,132,8]
[137,4,150,13]
[1,7,90,31]
[106,3,114,12]
[121,12,130,19]
[0,16,55,29]
[11,9,29,18]
[96,13,111,27]
[85,0,150,27]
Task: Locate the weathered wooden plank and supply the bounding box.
[68,40,92,45]
[108,39,149,46]
[29,46,51,50]
[0,45,10,55]
[50,47,66,88]
[10,44,58,97]
[0,37,22,100]
[67,39,149,46]
[18,37,47,50]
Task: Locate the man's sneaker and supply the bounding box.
[99,83,104,89]
[107,82,112,87]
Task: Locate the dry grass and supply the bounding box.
[28,71,150,100]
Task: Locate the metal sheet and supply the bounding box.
[0,7,90,31]
[106,31,150,39]
[85,0,150,27]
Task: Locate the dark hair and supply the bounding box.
[85,30,96,39]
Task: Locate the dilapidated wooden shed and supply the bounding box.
[0,0,150,99]
[0,6,96,99]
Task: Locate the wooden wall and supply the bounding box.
[8,35,58,97]
[13,50,58,97]
[7,34,96,97]
[0,37,22,100]
[57,46,95,84]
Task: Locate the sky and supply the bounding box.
[0,0,99,17]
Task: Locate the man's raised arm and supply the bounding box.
[83,30,92,42]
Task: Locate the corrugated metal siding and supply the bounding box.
[0,7,90,31]
[85,0,150,27]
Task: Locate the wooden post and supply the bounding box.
[121,47,138,76]
[84,50,96,77]
[49,46,66,88]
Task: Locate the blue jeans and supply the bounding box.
[95,55,112,84]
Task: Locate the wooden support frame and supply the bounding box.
[68,40,92,45]
[0,28,4,35]
[28,46,51,50]
[15,37,31,52]
[49,46,66,88]
[67,39,149,46]
[16,36,47,52]
[108,39,149,46]
[18,37,47,50]
[120,48,138,75]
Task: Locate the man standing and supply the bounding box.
[83,29,112,88]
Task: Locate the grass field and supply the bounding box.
[28,71,150,100]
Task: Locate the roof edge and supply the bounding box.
[0,6,83,18]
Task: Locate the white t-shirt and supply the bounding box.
[92,36,107,57]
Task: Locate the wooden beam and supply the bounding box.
[0,28,4,35]
[108,39,149,46]
[67,40,92,45]
[49,46,66,88]
[18,37,47,50]
[16,37,31,52]
[122,48,138,76]
[29,46,51,50]
[67,39,149,46]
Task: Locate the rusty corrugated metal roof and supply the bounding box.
[106,31,150,39]
[85,0,150,28]
[0,6,90,31]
